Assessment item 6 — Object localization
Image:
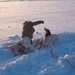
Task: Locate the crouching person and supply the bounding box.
[18,20,44,54]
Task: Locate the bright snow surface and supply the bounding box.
[0,1,75,75]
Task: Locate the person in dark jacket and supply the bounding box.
[18,20,44,54]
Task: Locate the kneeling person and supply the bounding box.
[18,20,44,54]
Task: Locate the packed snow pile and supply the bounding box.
[0,1,75,75]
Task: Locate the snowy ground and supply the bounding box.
[0,1,75,75]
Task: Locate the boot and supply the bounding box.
[19,46,26,54]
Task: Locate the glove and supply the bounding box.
[39,20,44,24]
[18,40,23,45]
[41,21,44,24]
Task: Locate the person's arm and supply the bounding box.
[32,20,44,26]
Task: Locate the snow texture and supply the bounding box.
[0,1,75,75]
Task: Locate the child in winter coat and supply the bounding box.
[18,20,44,54]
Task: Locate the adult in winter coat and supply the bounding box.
[18,20,44,54]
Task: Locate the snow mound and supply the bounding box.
[0,32,75,75]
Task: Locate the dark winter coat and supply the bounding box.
[21,20,44,39]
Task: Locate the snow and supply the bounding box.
[0,1,75,75]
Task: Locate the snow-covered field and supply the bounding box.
[0,1,75,75]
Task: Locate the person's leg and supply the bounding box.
[23,37,30,48]
[18,37,31,54]
[30,39,33,44]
